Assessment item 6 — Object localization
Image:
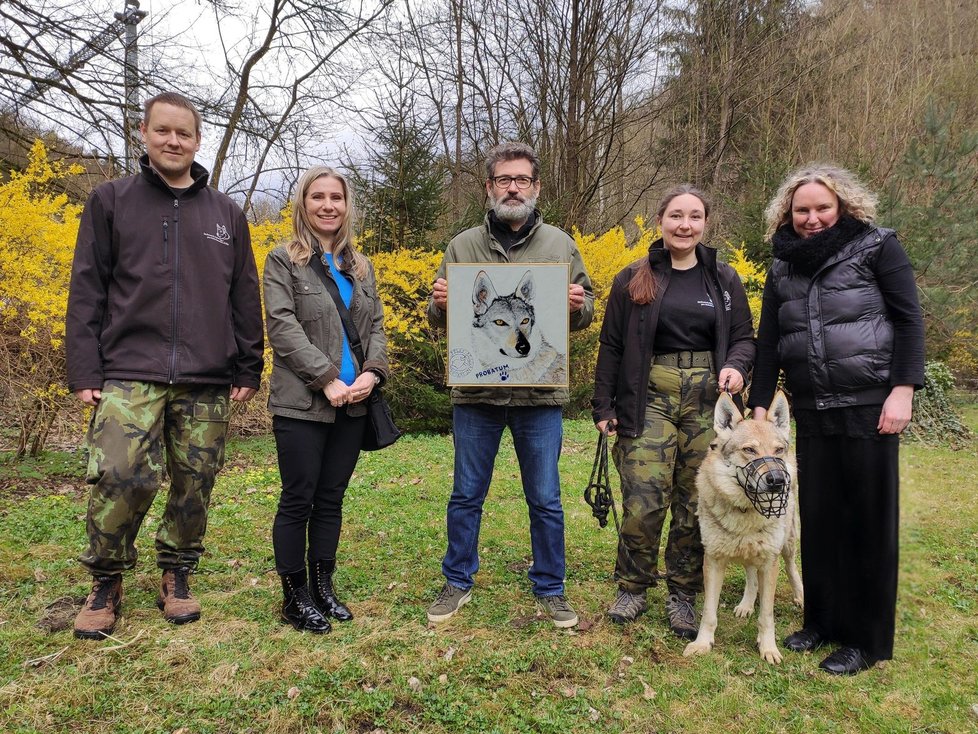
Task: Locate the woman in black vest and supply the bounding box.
[749,164,924,674]
[263,166,390,633]
[592,185,755,637]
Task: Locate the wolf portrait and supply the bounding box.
[683,391,803,664]
[468,269,565,385]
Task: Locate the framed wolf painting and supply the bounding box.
[445,263,570,387]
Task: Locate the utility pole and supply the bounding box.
[116,0,148,172]
[17,0,147,172]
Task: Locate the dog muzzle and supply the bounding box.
[735,457,791,518]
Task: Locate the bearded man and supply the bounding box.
[424,142,594,627]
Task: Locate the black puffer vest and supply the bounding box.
[770,226,895,409]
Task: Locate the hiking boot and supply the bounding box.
[281,571,331,634]
[665,592,698,639]
[536,594,579,628]
[426,583,472,623]
[157,566,201,625]
[73,575,123,640]
[607,588,648,624]
[310,559,353,622]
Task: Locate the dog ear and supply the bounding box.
[515,270,534,304]
[713,392,742,438]
[766,391,791,438]
[472,270,497,316]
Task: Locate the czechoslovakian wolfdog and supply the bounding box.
[470,269,565,383]
[684,391,804,664]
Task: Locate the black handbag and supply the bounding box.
[311,253,402,451]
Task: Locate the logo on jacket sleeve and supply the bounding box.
[204,223,231,246]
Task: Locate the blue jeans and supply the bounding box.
[442,404,566,596]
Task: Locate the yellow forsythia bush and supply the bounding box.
[0,144,772,448]
[0,141,83,455]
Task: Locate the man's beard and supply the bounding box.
[491,191,537,224]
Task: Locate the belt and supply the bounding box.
[653,350,713,369]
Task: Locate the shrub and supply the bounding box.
[906,361,972,446]
[0,141,81,456]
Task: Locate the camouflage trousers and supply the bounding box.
[612,363,717,597]
[79,380,230,575]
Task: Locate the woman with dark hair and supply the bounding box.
[263,166,390,633]
[749,163,924,674]
[592,185,755,638]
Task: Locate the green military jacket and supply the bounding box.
[264,245,390,423]
[427,211,594,406]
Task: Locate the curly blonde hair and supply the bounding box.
[764,163,878,240]
[286,165,368,279]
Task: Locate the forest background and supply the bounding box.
[1,0,977,456]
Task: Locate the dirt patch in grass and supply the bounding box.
[1,475,88,502]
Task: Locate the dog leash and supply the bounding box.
[584,425,654,581]
[584,426,619,531]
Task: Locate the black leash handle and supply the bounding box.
[584,427,619,531]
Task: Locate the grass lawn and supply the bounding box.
[1,416,976,733]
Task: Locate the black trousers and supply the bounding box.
[796,433,900,660]
[272,412,366,575]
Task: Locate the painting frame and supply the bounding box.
[445,262,570,388]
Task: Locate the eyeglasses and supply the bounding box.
[489,175,537,190]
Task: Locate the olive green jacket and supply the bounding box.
[427,211,594,406]
[264,246,389,422]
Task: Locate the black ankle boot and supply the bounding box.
[280,570,331,634]
[310,559,353,622]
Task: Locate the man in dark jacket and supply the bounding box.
[65,92,264,639]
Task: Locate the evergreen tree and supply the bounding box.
[880,99,978,375]
[353,92,445,252]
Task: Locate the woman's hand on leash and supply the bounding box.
[324,379,353,407]
[596,419,617,436]
[718,367,744,394]
[878,385,914,434]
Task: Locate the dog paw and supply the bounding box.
[683,640,712,657]
[760,647,783,664]
[792,596,804,608]
[733,603,754,618]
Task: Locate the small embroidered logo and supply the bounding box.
[204,223,231,246]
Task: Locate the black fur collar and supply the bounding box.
[771,216,870,276]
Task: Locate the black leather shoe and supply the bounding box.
[818,647,877,675]
[783,627,824,652]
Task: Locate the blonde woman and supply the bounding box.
[749,164,924,674]
[263,166,389,633]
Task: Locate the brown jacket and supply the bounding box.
[427,211,594,406]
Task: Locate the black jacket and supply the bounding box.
[592,241,756,437]
[66,155,264,392]
[748,224,925,411]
